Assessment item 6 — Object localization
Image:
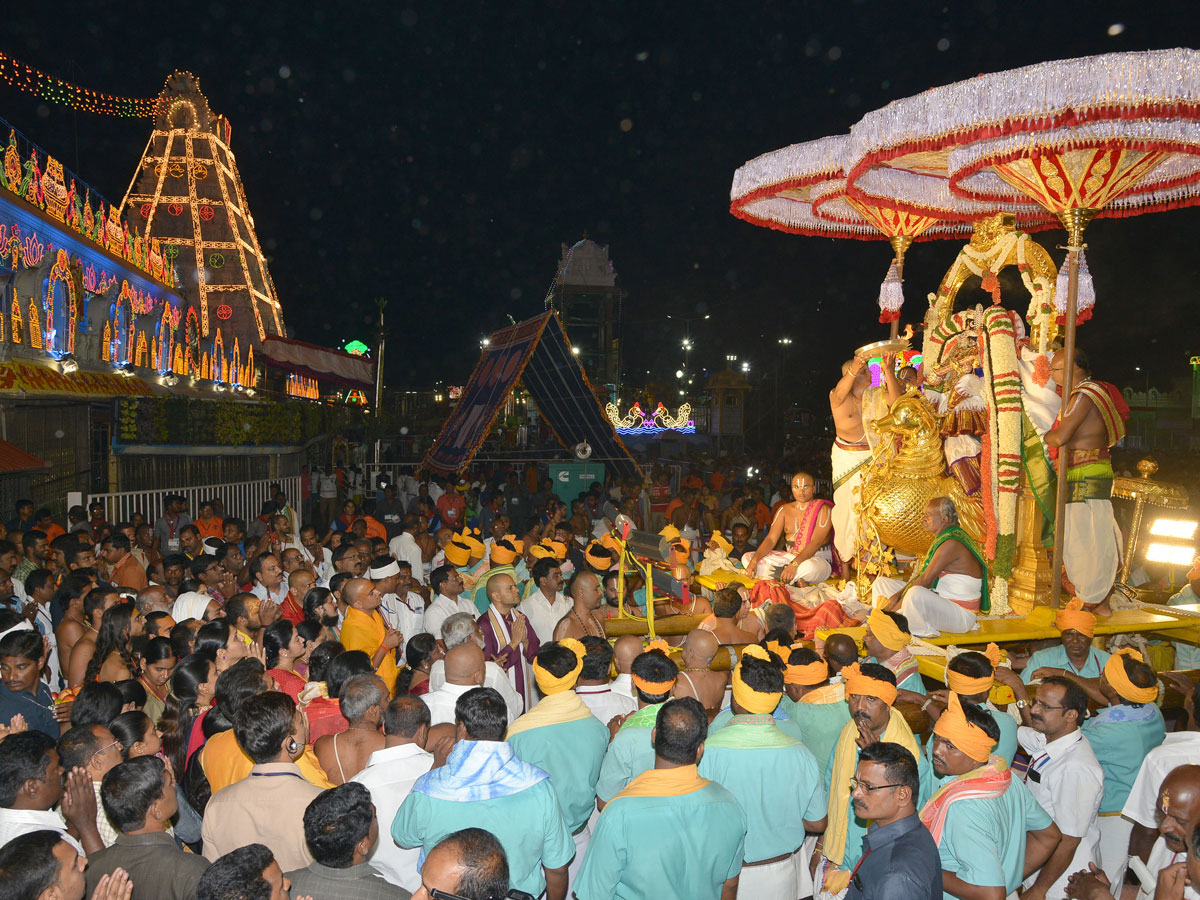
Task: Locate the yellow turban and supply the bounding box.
[785,657,830,686]
[765,640,791,662]
[585,541,615,571]
[528,542,557,561]
[1104,648,1159,704]
[843,662,898,706]
[490,536,523,566]
[946,643,1002,696]
[444,539,472,567]
[599,533,622,554]
[1055,597,1097,638]
[731,644,783,715]
[933,691,997,762]
[867,608,910,653]
[669,540,691,566]
[709,532,733,555]
[659,524,682,542]
[532,638,586,695]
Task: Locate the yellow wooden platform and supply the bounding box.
[1149,603,1200,645]
[695,570,757,590]
[817,607,1199,648]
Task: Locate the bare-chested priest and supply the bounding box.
[870,497,989,637]
[698,587,761,645]
[671,629,728,721]
[1045,347,1127,616]
[743,471,835,586]
[829,357,873,566]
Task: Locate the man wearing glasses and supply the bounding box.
[845,741,940,900]
[56,723,124,848]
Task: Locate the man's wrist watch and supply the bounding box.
[1015,698,1027,709]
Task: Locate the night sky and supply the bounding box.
[4,2,1200,407]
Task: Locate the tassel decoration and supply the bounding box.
[1054,250,1096,325]
[878,261,904,324]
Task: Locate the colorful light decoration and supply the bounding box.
[866,351,924,388]
[0,52,163,118]
[287,373,319,400]
[607,401,696,435]
[344,340,370,356]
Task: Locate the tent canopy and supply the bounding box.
[423,311,640,480]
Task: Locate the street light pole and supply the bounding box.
[776,337,792,447]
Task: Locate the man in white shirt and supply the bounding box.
[352,695,436,893]
[388,517,427,587]
[423,565,478,639]
[1123,690,1200,878]
[249,552,288,605]
[423,642,503,727]
[427,613,522,723]
[574,635,636,725]
[0,731,101,856]
[521,557,571,645]
[610,634,643,703]
[1018,675,1104,900]
[293,525,334,583]
[370,557,424,656]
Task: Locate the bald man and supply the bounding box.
[611,635,642,703]
[823,633,860,678]
[671,629,728,721]
[553,571,607,641]
[479,573,538,714]
[340,576,403,689]
[423,642,488,727]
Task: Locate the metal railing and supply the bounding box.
[88,475,303,528]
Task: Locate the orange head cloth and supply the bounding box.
[731,644,782,714]
[669,540,691,566]
[1104,648,1159,704]
[490,536,523,566]
[867,608,910,653]
[444,538,472,567]
[645,638,671,654]
[532,638,586,695]
[785,657,829,686]
[632,641,677,695]
[933,691,997,762]
[585,541,615,571]
[599,533,622,554]
[528,541,557,561]
[765,640,791,662]
[842,662,898,706]
[947,643,1002,696]
[1055,597,1097,638]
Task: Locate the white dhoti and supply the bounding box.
[1096,814,1133,889]
[737,853,798,900]
[871,574,980,637]
[1063,498,1122,605]
[744,549,833,585]
[567,825,591,891]
[795,832,818,899]
[831,442,871,563]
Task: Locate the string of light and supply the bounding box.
[0,51,161,117]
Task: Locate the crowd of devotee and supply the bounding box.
[0,457,1198,900]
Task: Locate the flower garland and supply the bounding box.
[980,308,1022,580]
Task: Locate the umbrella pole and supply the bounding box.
[888,236,913,339]
[1049,208,1096,608]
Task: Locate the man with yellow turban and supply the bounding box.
[1021,598,1111,688]
[815,662,932,898]
[862,608,925,700]
[1081,649,1166,887]
[780,647,851,781]
[922,693,1061,900]
[698,644,828,900]
[925,645,1018,765]
[709,645,804,743]
[507,639,608,889]
[595,647,679,806]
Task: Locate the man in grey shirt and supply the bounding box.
[846,742,941,900]
[286,783,411,900]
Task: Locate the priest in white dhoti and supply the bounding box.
[871,497,988,637]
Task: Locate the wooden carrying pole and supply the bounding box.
[1048,209,1096,607]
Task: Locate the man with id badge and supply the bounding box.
[153,495,192,557]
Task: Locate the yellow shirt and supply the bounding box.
[341,605,399,689]
[200,728,334,792]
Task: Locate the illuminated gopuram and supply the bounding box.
[119,71,284,382]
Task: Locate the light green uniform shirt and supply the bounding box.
[710,704,806,743]
[1082,704,1167,813]
[1022,644,1110,683]
[934,776,1053,899]
[392,779,573,897]
[509,714,609,832]
[575,781,747,900]
[779,695,851,779]
[595,704,663,803]
[924,703,1018,769]
[699,717,828,862]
